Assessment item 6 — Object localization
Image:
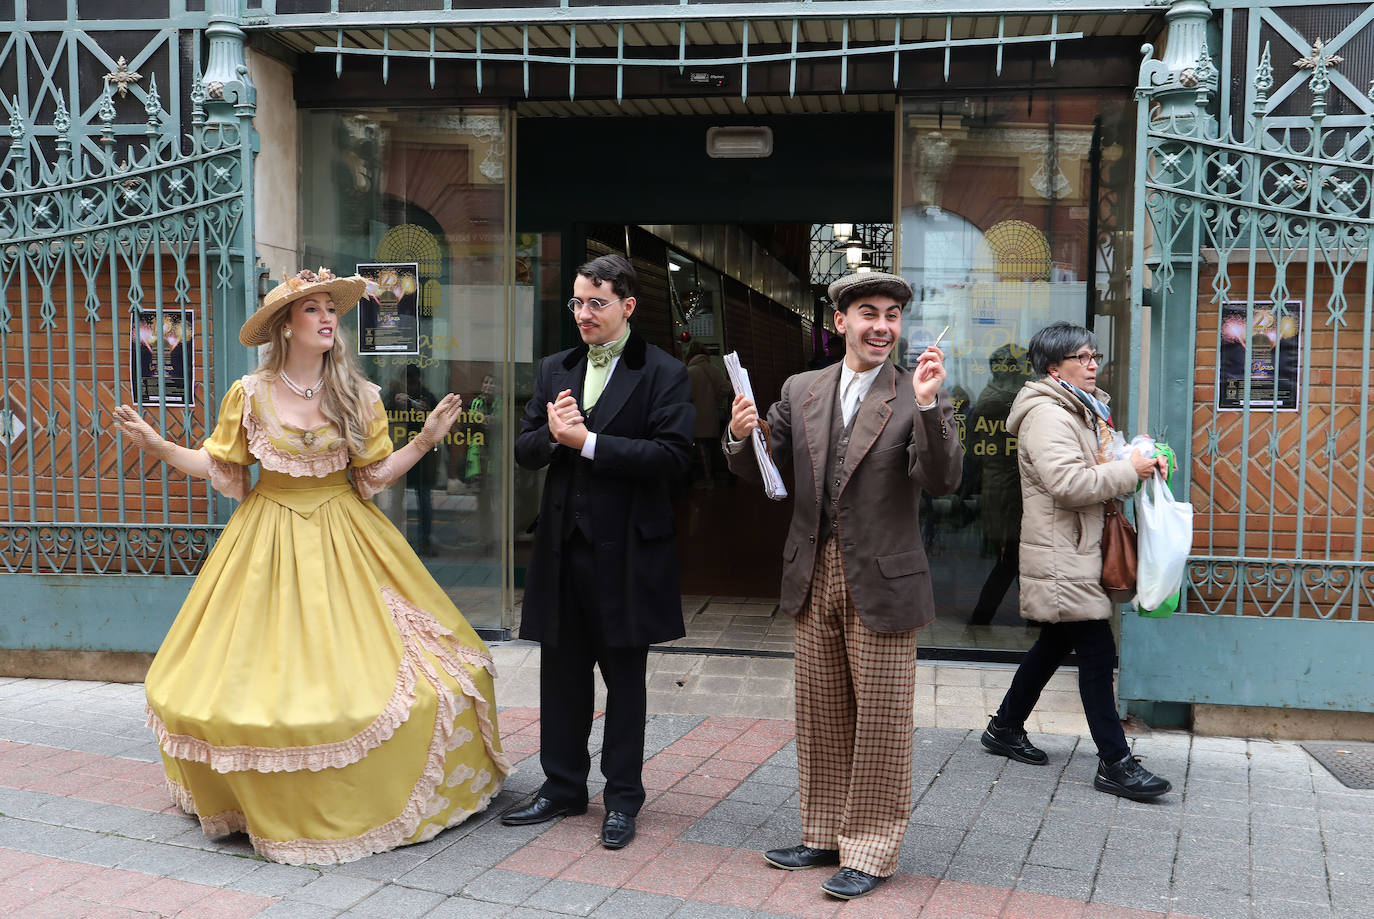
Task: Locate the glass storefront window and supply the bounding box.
[299,108,511,634]
[898,93,1135,651]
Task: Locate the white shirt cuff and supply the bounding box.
[916,398,938,411]
[580,431,597,459]
[724,432,748,454]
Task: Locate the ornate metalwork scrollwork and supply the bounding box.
[1138,11,1374,623]
[0,525,214,576]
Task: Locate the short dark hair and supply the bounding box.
[577,254,638,301]
[836,279,911,313]
[1027,321,1096,376]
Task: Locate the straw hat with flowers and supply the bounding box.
[240,268,368,347]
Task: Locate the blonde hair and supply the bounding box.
[257,308,375,456]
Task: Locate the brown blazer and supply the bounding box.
[725,361,963,633]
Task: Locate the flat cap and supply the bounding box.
[826,271,913,307]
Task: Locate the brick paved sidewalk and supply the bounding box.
[1,669,1371,919]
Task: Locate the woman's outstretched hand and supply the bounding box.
[416,393,464,450]
[113,404,169,458]
[1129,447,1167,481]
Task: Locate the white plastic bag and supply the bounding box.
[1135,472,1194,611]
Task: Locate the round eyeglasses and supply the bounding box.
[1063,350,1105,367]
[567,297,625,314]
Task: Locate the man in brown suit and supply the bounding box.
[725,271,962,900]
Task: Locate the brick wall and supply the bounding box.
[1,258,217,531]
[1188,261,1373,617]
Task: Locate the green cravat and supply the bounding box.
[583,328,630,410]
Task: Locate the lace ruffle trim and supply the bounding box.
[238,373,349,478]
[167,775,500,867]
[147,659,417,774]
[351,453,400,500]
[207,456,250,501]
[149,587,508,779]
[160,587,508,867]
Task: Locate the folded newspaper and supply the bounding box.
[722,352,788,500]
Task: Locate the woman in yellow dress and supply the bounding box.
[112,268,509,865]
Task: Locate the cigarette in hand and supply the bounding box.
[932,325,950,349]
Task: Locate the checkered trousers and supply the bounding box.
[794,537,919,878]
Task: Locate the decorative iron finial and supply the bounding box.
[1195,45,1218,86]
[1254,42,1273,99]
[98,86,116,143]
[104,56,144,100]
[53,90,70,136]
[7,95,22,144]
[190,73,207,126]
[144,73,161,125]
[1295,39,1343,97]
[98,86,116,125]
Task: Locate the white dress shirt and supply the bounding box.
[839,362,883,427]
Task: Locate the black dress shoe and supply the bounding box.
[763,844,840,870]
[1094,754,1172,801]
[600,810,635,849]
[980,717,1048,765]
[499,796,587,826]
[821,867,886,900]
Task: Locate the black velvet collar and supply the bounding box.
[561,330,647,372]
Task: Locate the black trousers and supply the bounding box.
[538,532,650,815]
[970,541,1018,625]
[995,619,1130,763]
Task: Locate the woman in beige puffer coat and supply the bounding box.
[978,322,1173,802]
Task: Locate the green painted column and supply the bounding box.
[1141,0,1217,490]
[204,0,259,402]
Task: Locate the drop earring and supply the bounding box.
[284,328,292,340]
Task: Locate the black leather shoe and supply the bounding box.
[1094,754,1172,801]
[600,810,635,849]
[980,717,1048,765]
[763,844,840,870]
[821,867,885,900]
[499,796,587,826]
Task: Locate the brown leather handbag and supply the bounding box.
[1100,499,1138,604]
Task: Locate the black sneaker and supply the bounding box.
[980,717,1048,765]
[1094,754,1172,801]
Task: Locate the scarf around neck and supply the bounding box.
[1050,373,1114,462]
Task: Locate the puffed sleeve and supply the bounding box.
[349,393,396,500]
[203,381,253,500]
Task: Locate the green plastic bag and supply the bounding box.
[1138,588,1178,618]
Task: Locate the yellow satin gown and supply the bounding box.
[144,375,509,865]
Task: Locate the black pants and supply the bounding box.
[970,541,1018,625]
[995,619,1130,763]
[538,532,650,815]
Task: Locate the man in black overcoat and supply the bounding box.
[507,254,694,850]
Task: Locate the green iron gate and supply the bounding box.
[1121,1,1374,713]
[0,1,258,654]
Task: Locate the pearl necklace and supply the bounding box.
[279,370,324,400]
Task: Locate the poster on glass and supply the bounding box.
[131,310,195,406]
[1217,299,1301,411]
[357,262,421,355]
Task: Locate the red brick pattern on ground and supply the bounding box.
[0,716,1215,919]
[641,716,794,815]
[0,847,276,918]
[493,716,1210,919]
[494,706,541,765]
[0,741,174,814]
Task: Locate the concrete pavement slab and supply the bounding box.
[1,665,1372,918]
